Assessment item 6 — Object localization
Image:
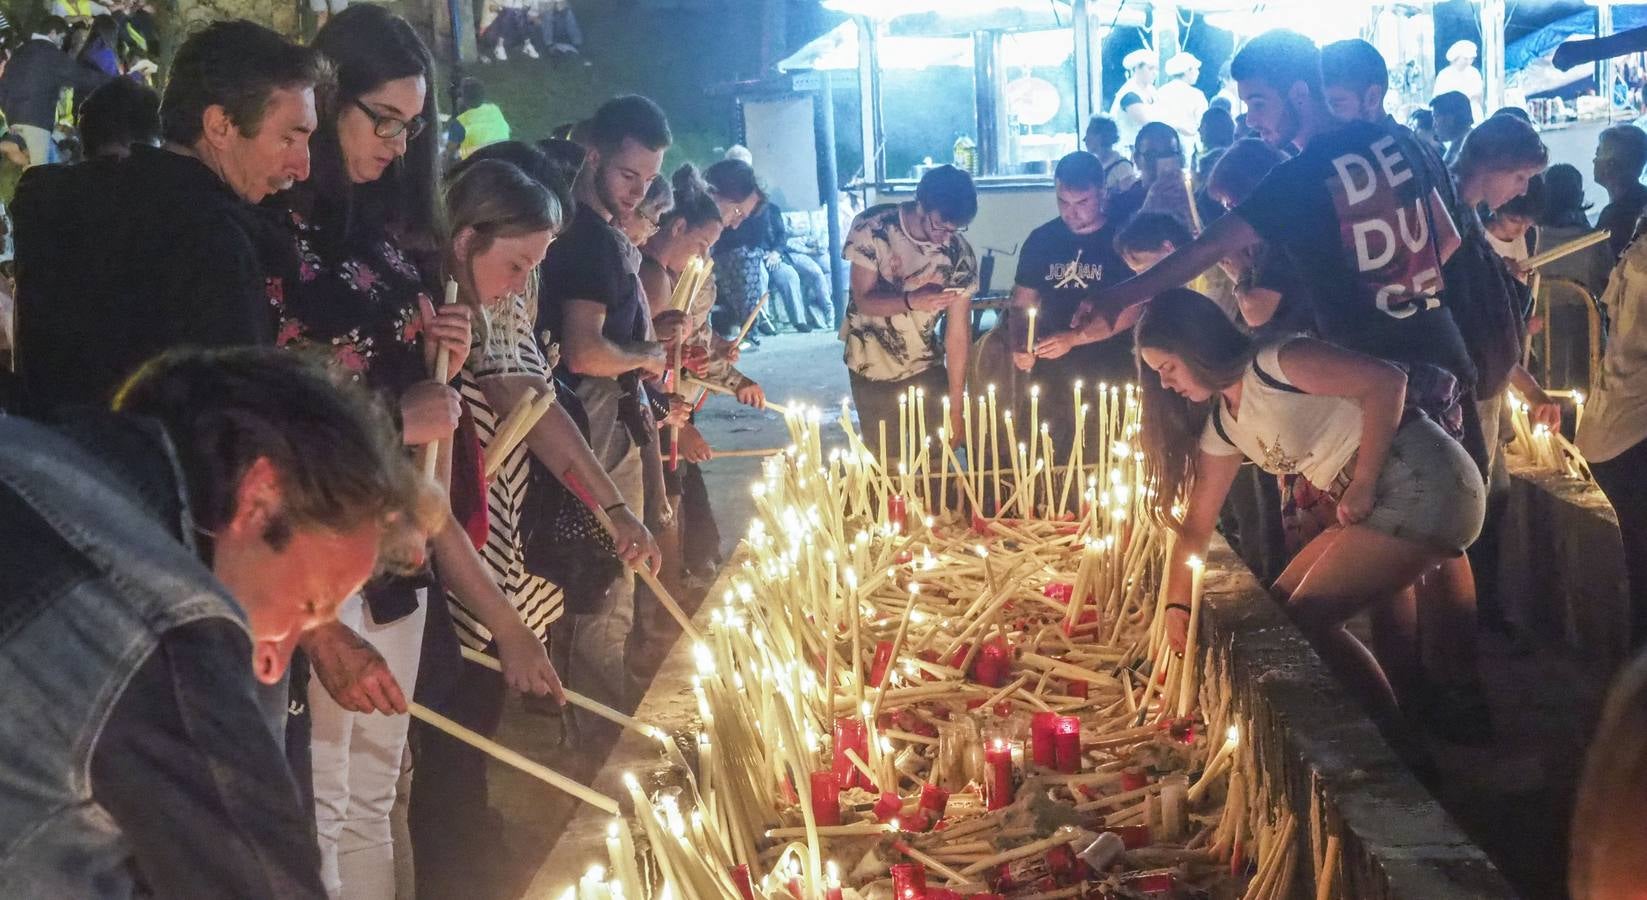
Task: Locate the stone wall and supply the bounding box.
[1196,540,1515,899]
[1498,464,1631,672]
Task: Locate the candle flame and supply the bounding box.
[584,864,606,882]
[1187,555,1204,570]
[608,819,621,839]
[1227,724,1241,744]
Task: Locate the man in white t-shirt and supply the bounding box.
[1109,49,1158,155]
[1156,53,1209,153]
[842,165,978,457]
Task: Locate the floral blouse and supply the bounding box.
[267,205,434,402]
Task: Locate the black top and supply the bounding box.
[1106,181,1146,230]
[1242,241,1316,339]
[13,146,290,418]
[1015,216,1135,385]
[1597,181,1647,260]
[266,186,438,624]
[1234,120,1475,384]
[715,200,786,253]
[538,202,645,387]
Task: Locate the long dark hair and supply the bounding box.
[306,5,441,251]
[1134,290,1257,519]
[1539,163,1592,229]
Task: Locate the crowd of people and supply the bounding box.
[4,5,1647,897]
[0,6,782,897]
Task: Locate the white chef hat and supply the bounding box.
[1446,40,1477,63]
[1164,53,1201,77]
[1123,48,1156,72]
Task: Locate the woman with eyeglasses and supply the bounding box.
[268,9,561,899]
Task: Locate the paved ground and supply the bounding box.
[471,330,1604,900]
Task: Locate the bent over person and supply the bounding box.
[0,349,436,898]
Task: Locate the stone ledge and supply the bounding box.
[1499,465,1629,671]
[1199,538,1516,899]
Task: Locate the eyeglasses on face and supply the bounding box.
[353,98,426,141]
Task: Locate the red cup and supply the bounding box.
[1052,715,1082,773]
[891,862,927,900]
[985,739,1014,810]
[1031,711,1058,767]
[809,770,841,826]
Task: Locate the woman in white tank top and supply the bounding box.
[1135,290,1484,733]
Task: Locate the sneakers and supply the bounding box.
[494,44,507,61]
[521,41,540,59]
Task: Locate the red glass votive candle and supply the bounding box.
[1065,679,1090,700]
[917,782,950,820]
[1031,711,1058,767]
[869,639,896,686]
[1120,765,1148,792]
[1052,715,1082,773]
[1043,581,1074,603]
[890,862,927,900]
[810,770,841,826]
[730,864,755,900]
[833,717,869,788]
[888,495,908,532]
[985,739,1014,810]
[1121,869,1177,895]
[873,790,903,823]
[971,638,1012,687]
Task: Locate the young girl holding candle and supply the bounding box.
[640,164,766,581]
[412,155,659,897]
[1139,290,1485,729]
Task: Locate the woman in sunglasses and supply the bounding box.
[267,7,559,899]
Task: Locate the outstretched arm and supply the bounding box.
[1073,213,1261,340]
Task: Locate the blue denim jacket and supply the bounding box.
[0,414,293,897]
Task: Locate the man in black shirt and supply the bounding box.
[538,94,670,725]
[1593,124,1647,259]
[1012,151,1133,456]
[1077,29,1470,386]
[0,349,430,898]
[13,19,325,419]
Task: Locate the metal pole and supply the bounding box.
[817,71,847,320]
[1597,1,1615,111]
[856,16,882,186]
[1479,0,1507,115]
[1073,0,1093,128]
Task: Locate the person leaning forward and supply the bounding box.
[12,19,326,420]
[0,349,439,899]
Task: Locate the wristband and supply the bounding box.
[1165,603,1193,615]
[903,291,913,311]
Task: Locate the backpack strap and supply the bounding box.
[1210,401,1237,448]
[1250,355,1305,394]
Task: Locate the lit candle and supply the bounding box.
[888,494,908,534]
[605,819,644,900]
[577,864,610,900]
[833,717,869,788]
[985,738,1014,810]
[825,861,845,900]
[1052,715,1082,773]
[810,770,842,826]
[1026,306,1038,357]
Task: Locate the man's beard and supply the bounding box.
[596,163,632,218]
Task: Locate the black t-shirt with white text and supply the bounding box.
[1235,120,1475,385]
[1015,216,1135,385]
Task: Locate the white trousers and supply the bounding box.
[310,592,426,900]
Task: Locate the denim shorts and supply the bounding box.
[1362,416,1487,554]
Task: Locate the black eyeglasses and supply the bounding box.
[353,98,426,141]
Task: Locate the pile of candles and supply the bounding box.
[558,382,1310,899]
[1505,388,1593,483]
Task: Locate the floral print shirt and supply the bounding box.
[842,202,978,382]
[267,205,434,401]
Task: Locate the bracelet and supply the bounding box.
[903,291,913,311]
[1165,603,1193,615]
[602,502,628,514]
